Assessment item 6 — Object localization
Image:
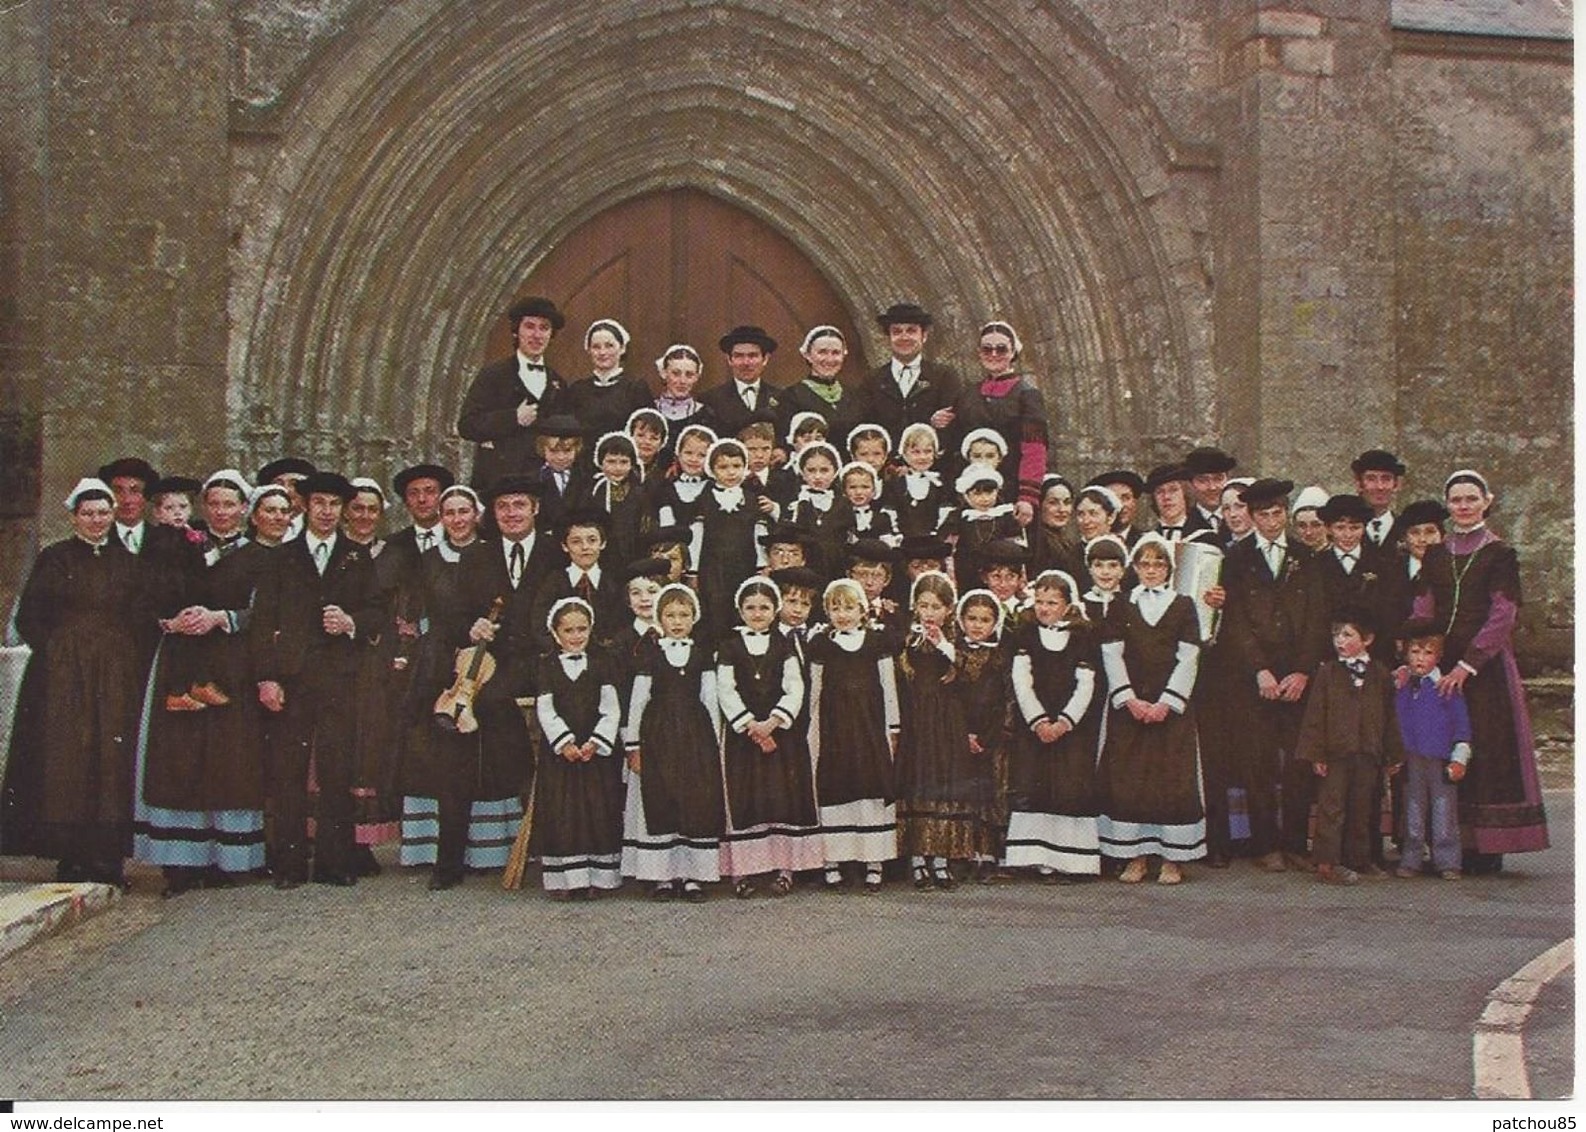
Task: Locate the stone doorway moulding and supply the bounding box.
[229,1,1216,486]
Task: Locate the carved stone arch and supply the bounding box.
[230,1,1216,482]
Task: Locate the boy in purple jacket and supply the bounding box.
[1393,617,1473,880]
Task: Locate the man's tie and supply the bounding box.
[314,541,330,576]
[123,528,139,553]
[1339,551,1356,575]
[742,385,756,410]
[417,530,435,552]
[576,571,594,602]
[1264,540,1284,578]
[509,543,525,588]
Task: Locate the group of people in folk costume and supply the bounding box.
[0,298,1546,900]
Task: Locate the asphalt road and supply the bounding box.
[0,792,1572,1101]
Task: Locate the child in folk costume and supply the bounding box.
[954,588,1016,883]
[835,460,900,547]
[1096,534,1207,885]
[607,557,669,724]
[788,441,846,578]
[807,578,901,893]
[654,423,717,578]
[894,571,981,890]
[1004,569,1102,882]
[625,408,668,487]
[621,584,725,901]
[532,599,624,900]
[845,423,893,479]
[952,466,1022,587]
[769,565,821,672]
[696,437,767,644]
[1297,606,1405,886]
[884,422,955,539]
[586,431,650,573]
[717,577,823,898]
[1082,534,1130,628]
[786,410,830,458]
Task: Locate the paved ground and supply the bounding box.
[0,791,1571,1101]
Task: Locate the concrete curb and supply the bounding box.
[1472,937,1574,1099]
[0,882,119,963]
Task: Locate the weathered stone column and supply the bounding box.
[36,2,232,541]
[1213,2,1396,480]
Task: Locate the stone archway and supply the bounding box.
[230,1,1216,484]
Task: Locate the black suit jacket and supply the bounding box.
[1221,535,1328,682]
[458,355,569,489]
[698,379,784,440]
[450,534,561,695]
[1313,542,1398,666]
[250,533,377,685]
[853,360,963,451]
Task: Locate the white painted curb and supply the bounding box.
[1472,937,1573,1099]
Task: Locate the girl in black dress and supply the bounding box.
[1004,569,1101,882]
[533,598,624,900]
[716,577,822,897]
[894,571,978,890]
[695,438,764,644]
[807,578,900,893]
[621,584,725,901]
[885,422,954,541]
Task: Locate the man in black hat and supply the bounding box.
[1088,469,1146,542]
[98,456,159,555]
[421,475,557,890]
[256,457,317,541]
[700,325,783,439]
[375,462,458,674]
[852,302,962,450]
[390,463,454,557]
[1144,464,1195,540]
[1181,446,1237,539]
[458,296,569,490]
[1350,448,1407,549]
[1219,477,1329,873]
[250,470,378,888]
[1313,493,1396,667]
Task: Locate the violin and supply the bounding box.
[434,596,505,734]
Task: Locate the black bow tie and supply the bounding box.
[1345,658,1369,676]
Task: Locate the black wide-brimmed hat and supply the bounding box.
[1318,493,1374,525]
[98,456,159,488]
[506,295,565,331]
[718,325,778,354]
[256,457,317,484]
[1088,469,1146,496]
[1182,446,1238,476]
[876,302,933,329]
[899,535,953,562]
[149,475,202,497]
[1238,478,1294,509]
[297,471,355,502]
[981,538,1031,568]
[1350,448,1407,477]
[392,463,455,496]
[1144,464,1189,492]
[484,473,545,503]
